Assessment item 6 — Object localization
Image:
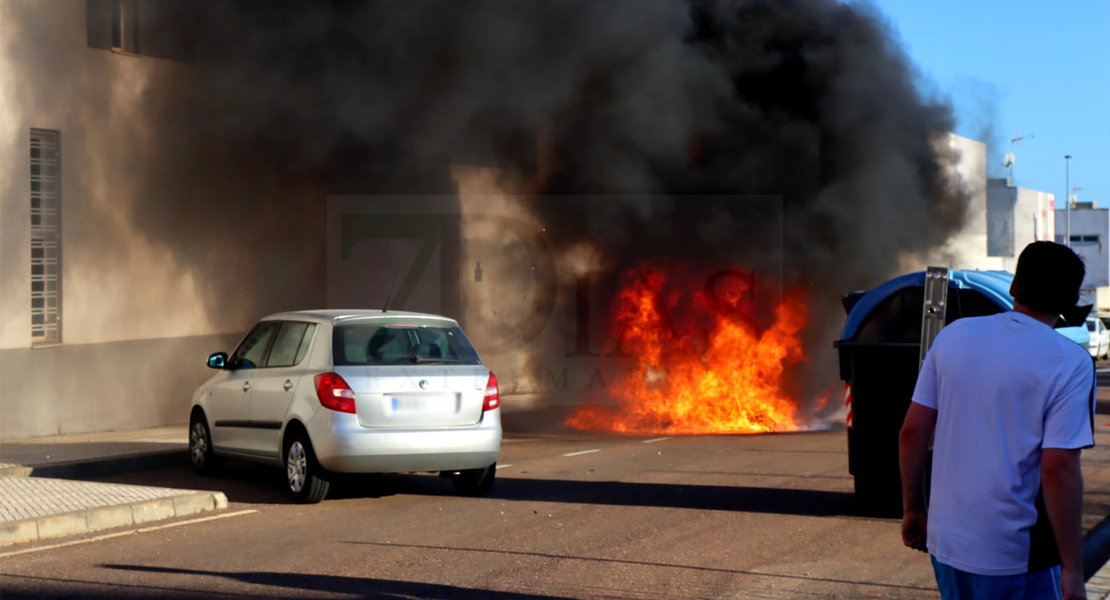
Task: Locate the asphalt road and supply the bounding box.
[0,423,946,600]
[4,370,1110,599]
[7,386,1110,600]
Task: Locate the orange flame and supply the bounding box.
[566,266,805,434]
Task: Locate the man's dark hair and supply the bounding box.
[1013,241,1086,315]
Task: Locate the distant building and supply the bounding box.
[905,136,1058,277]
[1056,204,1110,310]
[909,134,993,270]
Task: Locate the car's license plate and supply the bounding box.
[390,395,453,412]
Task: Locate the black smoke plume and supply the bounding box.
[8,0,966,415]
[526,0,968,408]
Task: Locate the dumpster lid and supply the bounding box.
[839,269,1015,341]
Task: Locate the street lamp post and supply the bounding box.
[1065,155,1073,246]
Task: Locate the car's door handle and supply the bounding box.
[242,382,251,392]
[283,380,294,391]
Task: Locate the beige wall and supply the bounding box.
[1,0,322,352]
[0,333,242,439]
[986,178,1056,271]
[0,1,325,438]
[2,0,216,349]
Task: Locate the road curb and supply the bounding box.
[0,490,227,547]
[1088,512,1110,599]
[0,449,189,480]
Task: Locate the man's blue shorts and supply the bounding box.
[932,556,1062,600]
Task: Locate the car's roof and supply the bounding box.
[261,309,459,326]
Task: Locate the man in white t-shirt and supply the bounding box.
[900,242,1095,600]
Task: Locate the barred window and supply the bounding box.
[31,129,61,344]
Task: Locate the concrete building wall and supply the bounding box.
[987,178,1056,271]
[987,180,1018,259]
[1055,207,1110,309]
[0,1,323,438]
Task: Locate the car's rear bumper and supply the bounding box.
[307,409,501,473]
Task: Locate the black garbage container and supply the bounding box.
[835,269,1014,516]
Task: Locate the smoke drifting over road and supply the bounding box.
[200,0,964,343]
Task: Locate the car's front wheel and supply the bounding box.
[189,414,223,476]
[450,463,496,497]
[285,431,330,504]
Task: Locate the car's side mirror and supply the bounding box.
[207,352,229,369]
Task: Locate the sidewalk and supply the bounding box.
[0,425,226,547]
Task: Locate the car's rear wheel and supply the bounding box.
[189,414,223,475]
[450,463,496,497]
[285,431,330,504]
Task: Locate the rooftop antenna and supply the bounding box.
[381,266,400,313]
[1003,133,1035,183]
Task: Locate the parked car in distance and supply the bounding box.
[1087,317,1110,360]
[1096,312,1110,335]
[189,310,501,503]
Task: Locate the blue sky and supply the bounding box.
[864,0,1109,204]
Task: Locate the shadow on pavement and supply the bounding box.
[92,462,407,505]
[353,472,858,517]
[0,442,187,478]
[0,567,581,600]
[91,463,294,505]
[94,463,859,516]
[485,476,858,517]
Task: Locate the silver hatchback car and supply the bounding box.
[189,310,502,503]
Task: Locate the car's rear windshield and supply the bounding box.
[332,322,482,366]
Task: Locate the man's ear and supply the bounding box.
[1009,279,1018,299]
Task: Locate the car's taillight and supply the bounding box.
[482,372,500,412]
[314,372,356,414]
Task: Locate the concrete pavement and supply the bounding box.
[0,426,226,547]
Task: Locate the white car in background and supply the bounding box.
[189,310,502,503]
[1086,317,1110,360]
[1097,312,1110,336]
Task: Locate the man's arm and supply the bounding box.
[899,402,937,551]
[1042,447,1086,599]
